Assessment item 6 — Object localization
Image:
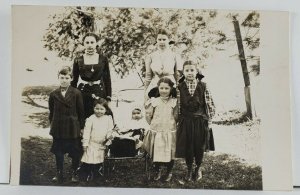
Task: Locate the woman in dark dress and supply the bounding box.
[71,33,112,119]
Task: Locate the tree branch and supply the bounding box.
[70,7,94,16]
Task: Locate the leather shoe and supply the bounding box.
[194,170,203,181]
[153,170,162,181]
[52,170,63,183]
[164,173,172,182]
[185,170,192,182]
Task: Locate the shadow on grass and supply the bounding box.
[213,110,260,126]
[23,112,50,128]
[20,137,262,190]
[22,85,58,96]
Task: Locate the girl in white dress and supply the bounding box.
[81,98,115,181]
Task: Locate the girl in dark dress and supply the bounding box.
[71,33,112,119]
[176,61,216,182]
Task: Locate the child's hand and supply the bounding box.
[80,129,84,137]
[112,125,120,132]
[91,94,99,99]
[105,139,112,146]
[107,134,114,140]
[208,120,212,129]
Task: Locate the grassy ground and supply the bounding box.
[20,137,262,190]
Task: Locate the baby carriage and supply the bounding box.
[103,127,151,178]
[108,128,145,157]
[103,88,151,178]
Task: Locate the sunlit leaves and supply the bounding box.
[242,12,259,28]
[43,7,260,76]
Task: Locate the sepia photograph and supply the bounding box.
[12,5,265,190]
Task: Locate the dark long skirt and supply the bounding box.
[78,83,106,119]
[175,116,214,159]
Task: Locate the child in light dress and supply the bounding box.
[81,98,115,181]
[143,77,178,182]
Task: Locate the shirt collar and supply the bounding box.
[60,85,70,92]
[186,78,197,85]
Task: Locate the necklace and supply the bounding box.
[85,48,95,55]
[84,53,97,72]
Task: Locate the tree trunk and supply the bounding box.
[233,16,253,119]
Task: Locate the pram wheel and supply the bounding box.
[98,166,104,177]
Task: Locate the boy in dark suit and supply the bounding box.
[48,66,84,183]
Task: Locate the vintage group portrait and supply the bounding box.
[10,5,293,191]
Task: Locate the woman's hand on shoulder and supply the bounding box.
[144,97,153,109]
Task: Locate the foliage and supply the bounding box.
[241,11,260,75]
[242,12,260,28]
[43,7,260,77]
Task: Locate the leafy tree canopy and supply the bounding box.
[43,7,260,77]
